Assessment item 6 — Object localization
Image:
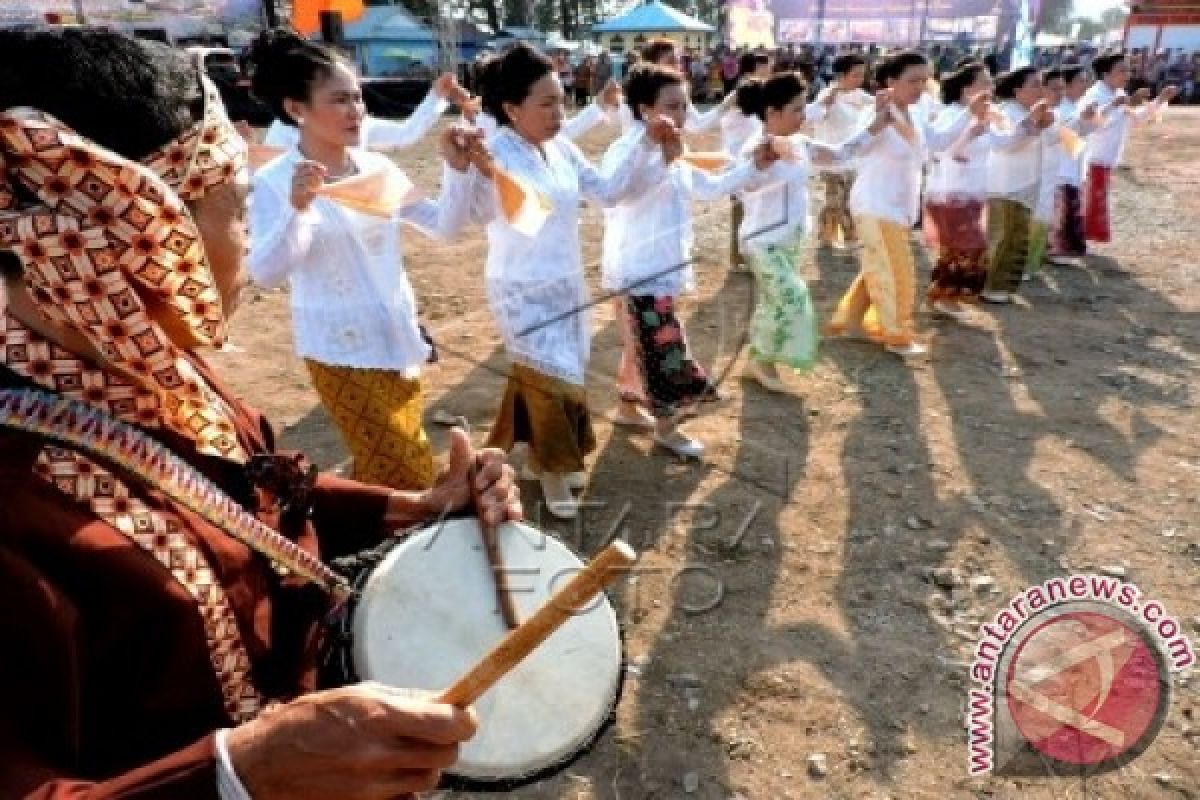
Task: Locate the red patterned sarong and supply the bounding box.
[924,199,989,302]
[1084,164,1112,243]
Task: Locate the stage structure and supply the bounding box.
[725,0,1024,48]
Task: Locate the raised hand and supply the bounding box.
[599,79,622,111]
[753,136,781,170]
[867,89,893,134]
[290,159,326,211]
[967,90,992,120]
[434,72,468,104]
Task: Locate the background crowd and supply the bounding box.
[457,40,1200,108]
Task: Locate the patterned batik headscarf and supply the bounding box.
[0,74,249,461]
[0,74,266,722]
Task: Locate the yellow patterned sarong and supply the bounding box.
[487,364,595,474]
[305,360,435,490]
[828,215,917,347]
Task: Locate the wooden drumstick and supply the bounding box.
[439,540,638,708]
[470,458,521,630]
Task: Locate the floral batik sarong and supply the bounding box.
[924,198,988,303]
[818,171,857,246]
[985,197,1032,293]
[625,295,716,418]
[745,231,819,370]
[829,215,918,347]
[1051,184,1087,257]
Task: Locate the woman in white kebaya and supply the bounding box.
[828,50,976,358]
[262,71,471,151]
[447,44,674,518]
[805,53,873,248]
[246,31,479,491]
[982,66,1054,304]
[735,72,887,389]
[923,60,994,318]
[603,63,776,459]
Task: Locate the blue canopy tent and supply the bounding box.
[343,5,437,76]
[591,0,715,54]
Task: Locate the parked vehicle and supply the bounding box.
[186,46,273,126]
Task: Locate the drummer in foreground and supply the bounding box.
[0,28,519,799]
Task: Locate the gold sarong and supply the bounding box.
[305,360,435,490]
[829,215,917,347]
[487,364,595,474]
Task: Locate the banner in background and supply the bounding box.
[727,0,1021,48]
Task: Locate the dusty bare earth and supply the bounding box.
[216,109,1200,799]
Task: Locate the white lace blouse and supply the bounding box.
[248,148,470,373]
[738,128,875,249]
[444,126,664,385]
[926,103,992,205]
[600,121,760,298]
[986,101,1042,210]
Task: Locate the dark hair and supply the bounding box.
[941,61,988,105]
[640,38,676,66]
[1043,67,1064,84]
[1091,51,1126,78]
[994,66,1038,100]
[735,72,807,120]
[0,28,202,161]
[956,56,982,71]
[832,53,866,76]
[245,28,346,126]
[0,28,203,279]
[738,52,770,80]
[478,42,554,127]
[1061,64,1086,83]
[876,50,927,86]
[624,64,684,120]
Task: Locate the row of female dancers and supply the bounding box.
[244,29,1173,518]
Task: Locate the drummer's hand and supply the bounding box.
[225,683,477,800]
[425,428,522,525]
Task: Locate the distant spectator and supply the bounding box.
[574,55,593,107]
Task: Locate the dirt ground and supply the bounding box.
[217,108,1200,799]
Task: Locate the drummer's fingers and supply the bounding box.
[472,454,511,492]
[368,690,479,745]
[360,740,460,771]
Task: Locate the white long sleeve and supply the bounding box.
[358,89,448,150]
[561,101,612,140]
[246,177,321,289]
[568,128,661,208]
[215,729,252,800]
[685,101,724,134]
[399,162,478,242]
[261,91,447,153]
[247,149,430,371]
[601,123,757,296]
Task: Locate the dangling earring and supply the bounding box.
[296,117,306,127]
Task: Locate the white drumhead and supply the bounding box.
[351,519,623,782]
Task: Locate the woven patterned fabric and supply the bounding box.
[36,444,264,723]
[0,71,262,719]
[304,360,435,491]
[0,74,247,462]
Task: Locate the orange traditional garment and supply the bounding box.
[304,360,435,491]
